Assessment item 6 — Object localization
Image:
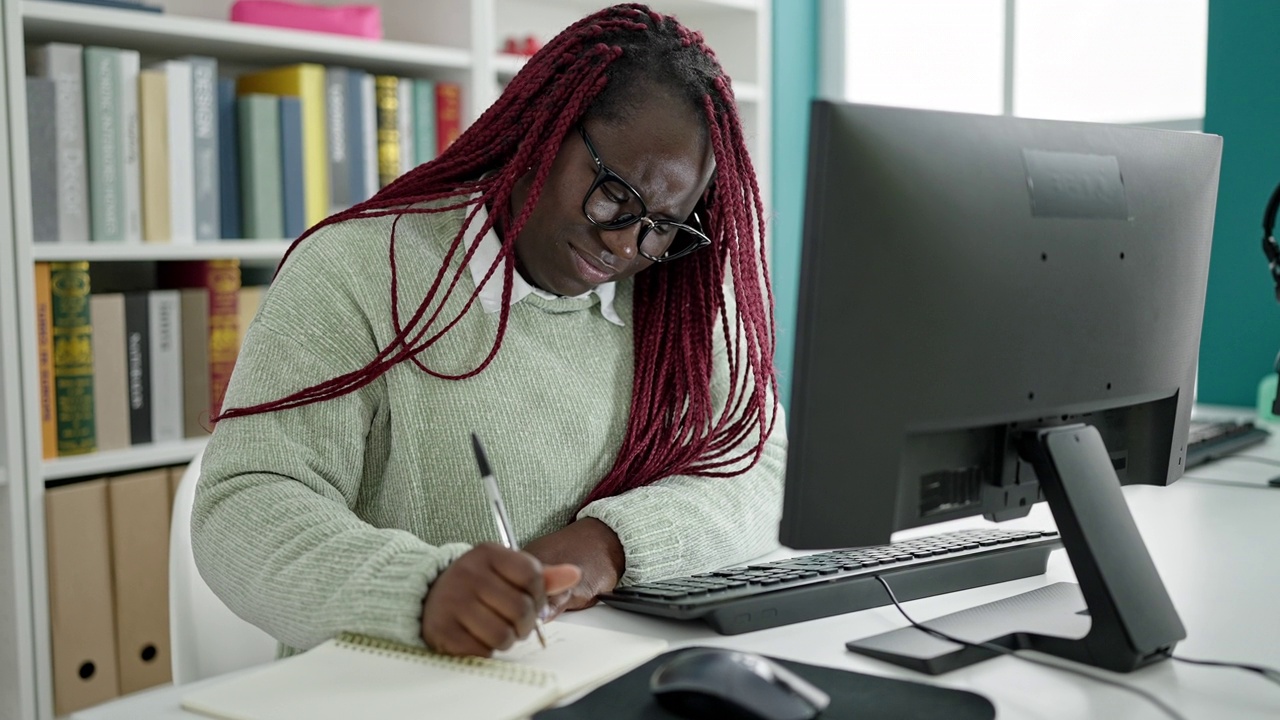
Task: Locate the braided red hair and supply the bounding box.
[216,4,778,506]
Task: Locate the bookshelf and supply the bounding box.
[0,1,772,718]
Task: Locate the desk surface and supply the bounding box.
[75,418,1280,720]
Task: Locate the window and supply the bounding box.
[834,0,1208,126]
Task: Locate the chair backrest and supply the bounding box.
[169,450,277,684]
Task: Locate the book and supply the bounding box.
[124,291,152,445]
[237,64,329,226]
[359,72,378,200]
[138,68,171,243]
[325,66,351,213]
[118,49,143,243]
[26,78,60,243]
[186,55,221,242]
[435,82,462,154]
[46,0,164,12]
[34,263,58,458]
[50,261,95,455]
[156,59,196,244]
[413,78,437,165]
[89,293,129,451]
[147,289,184,443]
[180,623,668,720]
[27,43,90,244]
[237,94,283,239]
[279,96,306,239]
[217,78,242,239]
[374,75,399,188]
[344,69,374,204]
[84,46,125,243]
[396,76,414,175]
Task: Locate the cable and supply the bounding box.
[872,575,1189,720]
[1170,654,1280,689]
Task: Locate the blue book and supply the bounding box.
[279,96,306,239]
[217,78,241,239]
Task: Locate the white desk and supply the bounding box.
[75,432,1280,720]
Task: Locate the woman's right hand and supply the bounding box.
[421,543,581,656]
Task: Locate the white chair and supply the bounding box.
[169,450,278,684]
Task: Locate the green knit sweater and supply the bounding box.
[192,203,787,655]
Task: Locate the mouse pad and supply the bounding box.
[534,647,995,720]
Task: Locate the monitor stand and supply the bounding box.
[846,424,1186,675]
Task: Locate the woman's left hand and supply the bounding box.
[522,518,625,618]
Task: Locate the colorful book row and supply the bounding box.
[26,43,463,244]
[35,260,263,459]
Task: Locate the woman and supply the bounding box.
[193,3,785,658]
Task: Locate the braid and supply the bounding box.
[216,3,778,506]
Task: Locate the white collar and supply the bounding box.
[463,202,624,327]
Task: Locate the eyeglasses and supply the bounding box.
[578,125,712,263]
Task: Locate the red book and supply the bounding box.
[435,82,462,154]
[162,260,241,427]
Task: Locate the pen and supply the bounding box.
[471,432,548,649]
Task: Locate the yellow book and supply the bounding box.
[34,263,57,458]
[237,64,329,227]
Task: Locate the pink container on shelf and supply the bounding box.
[230,0,383,40]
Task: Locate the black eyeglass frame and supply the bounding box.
[577,125,713,263]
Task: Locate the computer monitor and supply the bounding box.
[780,100,1222,673]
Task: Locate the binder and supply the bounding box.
[45,479,121,714]
[108,468,173,693]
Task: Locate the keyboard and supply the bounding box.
[600,528,1061,635]
[1186,419,1270,468]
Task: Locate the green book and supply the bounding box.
[237,94,284,239]
[84,46,125,242]
[50,261,96,455]
[413,78,437,165]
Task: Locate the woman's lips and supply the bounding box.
[569,245,616,285]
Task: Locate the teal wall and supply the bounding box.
[1199,2,1280,406]
[771,1,819,409]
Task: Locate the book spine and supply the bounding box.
[205,261,241,421]
[90,294,130,451]
[326,66,351,213]
[123,291,152,445]
[375,75,399,188]
[138,69,171,243]
[217,78,242,239]
[147,290,183,443]
[34,263,58,458]
[187,56,221,241]
[50,261,95,455]
[435,82,462,155]
[178,288,209,437]
[84,47,125,243]
[413,78,437,165]
[360,73,377,198]
[279,96,306,239]
[235,64,328,225]
[345,70,369,204]
[118,50,142,243]
[26,78,61,243]
[163,60,195,244]
[237,94,284,239]
[29,43,90,243]
[397,77,414,175]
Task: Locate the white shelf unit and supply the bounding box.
[0,2,771,718]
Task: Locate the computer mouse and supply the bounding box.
[650,647,831,720]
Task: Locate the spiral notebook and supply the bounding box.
[181,623,668,720]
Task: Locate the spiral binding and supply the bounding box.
[334,633,555,688]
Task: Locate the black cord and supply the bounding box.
[872,575,1189,720]
[1171,654,1280,688]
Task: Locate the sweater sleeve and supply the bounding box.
[191,239,470,652]
[577,300,787,585]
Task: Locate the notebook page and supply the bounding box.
[181,639,558,720]
[494,622,669,699]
